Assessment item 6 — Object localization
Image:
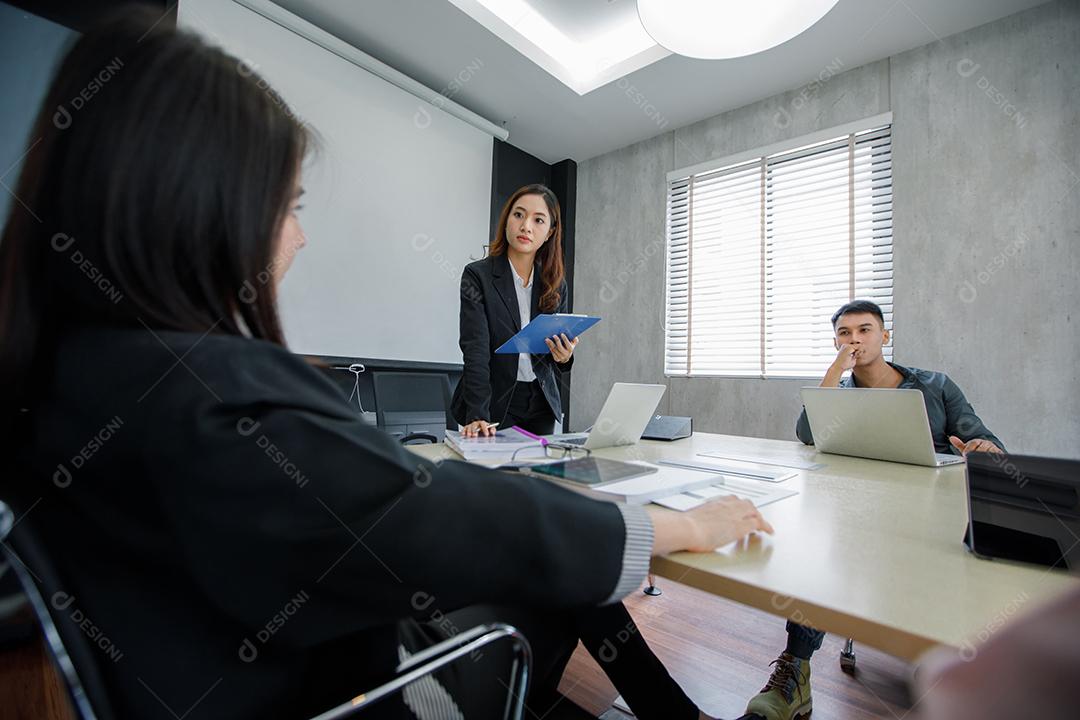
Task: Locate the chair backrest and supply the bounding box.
[0,503,530,720]
[0,500,117,720]
[371,372,454,435]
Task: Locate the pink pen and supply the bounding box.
[511,425,548,446]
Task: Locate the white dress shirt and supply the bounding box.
[511,266,537,382]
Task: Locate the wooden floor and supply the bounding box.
[0,634,74,720]
[2,578,912,720]
[559,578,913,720]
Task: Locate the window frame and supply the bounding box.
[663,113,894,380]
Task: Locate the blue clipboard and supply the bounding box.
[495,313,601,354]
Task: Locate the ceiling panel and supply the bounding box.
[269,0,1052,162]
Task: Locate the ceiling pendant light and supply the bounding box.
[637,0,840,59]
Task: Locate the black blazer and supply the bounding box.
[450,254,572,427]
[13,326,624,720]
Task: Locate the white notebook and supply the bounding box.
[652,476,798,512]
[589,464,723,505]
[444,428,545,460]
[658,457,798,483]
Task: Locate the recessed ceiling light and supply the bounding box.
[447,0,669,94]
[637,0,840,59]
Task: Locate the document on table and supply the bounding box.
[652,476,797,512]
[697,450,824,471]
[659,458,799,483]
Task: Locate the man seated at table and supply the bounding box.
[745,299,1005,720]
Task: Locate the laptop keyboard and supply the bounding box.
[557,436,589,446]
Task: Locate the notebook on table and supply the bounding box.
[651,477,798,512]
[658,458,798,483]
[521,460,721,505]
[444,428,545,461]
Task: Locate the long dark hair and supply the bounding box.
[0,10,310,437]
[489,184,565,312]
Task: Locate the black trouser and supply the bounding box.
[501,380,556,435]
[400,601,698,720]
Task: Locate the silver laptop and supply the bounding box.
[550,383,666,450]
[800,387,965,467]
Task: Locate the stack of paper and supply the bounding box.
[524,462,722,504]
[444,428,546,461]
[658,457,799,483]
[527,462,797,509]
[651,476,797,512]
[589,464,721,504]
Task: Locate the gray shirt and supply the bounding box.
[795,362,1004,454]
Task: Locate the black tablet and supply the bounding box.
[524,457,657,486]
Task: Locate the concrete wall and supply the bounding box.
[572,0,1079,459]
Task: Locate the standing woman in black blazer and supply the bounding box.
[452,185,577,437]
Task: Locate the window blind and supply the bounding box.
[664,123,893,377]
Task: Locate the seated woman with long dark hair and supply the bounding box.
[0,12,772,720]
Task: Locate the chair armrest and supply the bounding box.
[309,623,531,720]
[0,502,107,720]
[399,432,439,445]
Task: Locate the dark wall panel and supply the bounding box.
[489,139,551,244]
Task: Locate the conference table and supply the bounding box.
[408,432,1079,662]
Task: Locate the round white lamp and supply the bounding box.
[637,0,841,59]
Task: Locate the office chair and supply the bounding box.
[0,500,531,719]
[0,561,37,649]
[371,371,454,445]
